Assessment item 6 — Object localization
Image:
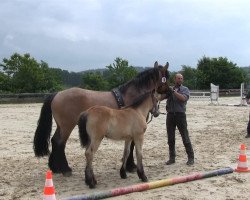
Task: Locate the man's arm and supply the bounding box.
[173,90,187,102]
[174,86,190,102]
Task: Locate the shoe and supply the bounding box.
[245,134,250,138]
[186,159,194,165]
[165,159,175,165]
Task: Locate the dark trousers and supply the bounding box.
[166,112,194,159]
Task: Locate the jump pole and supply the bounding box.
[62,167,233,200]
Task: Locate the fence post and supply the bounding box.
[240,83,246,106]
[210,83,219,104]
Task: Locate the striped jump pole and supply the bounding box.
[62,167,233,200]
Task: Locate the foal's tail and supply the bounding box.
[33,93,57,157]
[78,112,90,147]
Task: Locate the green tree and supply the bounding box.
[0,53,42,92]
[106,57,138,89]
[40,62,62,92]
[57,69,82,87]
[0,72,10,92]
[81,71,109,90]
[180,65,197,90]
[0,53,62,92]
[196,56,247,89]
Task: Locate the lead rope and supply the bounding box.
[147,101,166,124]
[147,113,154,124]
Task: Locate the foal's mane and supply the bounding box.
[118,68,160,94]
[123,91,152,109]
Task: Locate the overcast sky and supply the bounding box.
[1,0,250,72]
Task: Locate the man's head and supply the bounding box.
[174,73,183,86]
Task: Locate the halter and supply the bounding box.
[147,90,160,124]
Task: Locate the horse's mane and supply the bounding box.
[123,91,152,109]
[118,68,160,94]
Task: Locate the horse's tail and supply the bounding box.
[33,93,57,157]
[78,112,90,147]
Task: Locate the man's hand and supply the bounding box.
[165,86,174,98]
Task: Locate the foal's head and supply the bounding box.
[128,90,160,118]
[150,90,161,117]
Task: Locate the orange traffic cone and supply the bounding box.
[235,144,250,172]
[43,170,56,200]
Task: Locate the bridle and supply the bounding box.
[147,90,160,124]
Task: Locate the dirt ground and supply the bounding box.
[0,97,250,200]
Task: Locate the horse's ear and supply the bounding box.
[154,61,158,68]
[164,62,169,69]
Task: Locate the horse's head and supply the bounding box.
[118,62,171,107]
[154,61,171,94]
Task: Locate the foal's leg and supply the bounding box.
[134,137,148,182]
[85,140,102,188]
[126,141,137,172]
[120,140,132,179]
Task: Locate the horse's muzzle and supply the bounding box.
[152,110,160,118]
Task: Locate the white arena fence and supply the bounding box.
[190,83,219,104]
[0,83,247,105]
[190,91,211,100]
[190,83,247,106]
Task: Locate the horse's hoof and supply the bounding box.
[62,171,72,177]
[85,177,97,188]
[48,163,61,174]
[89,183,96,189]
[121,174,127,179]
[141,176,148,182]
[137,170,148,182]
[50,168,61,174]
[87,181,96,189]
[120,172,127,179]
[120,168,127,179]
[126,165,137,173]
[62,166,72,177]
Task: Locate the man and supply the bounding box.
[164,73,194,165]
